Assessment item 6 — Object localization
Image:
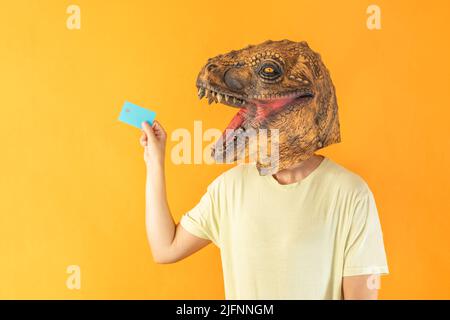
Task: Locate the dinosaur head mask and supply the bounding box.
[196,39,341,175]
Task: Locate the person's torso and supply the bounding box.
[215,157,367,299]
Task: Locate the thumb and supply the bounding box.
[141,121,157,144]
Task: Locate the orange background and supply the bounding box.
[0,0,449,299]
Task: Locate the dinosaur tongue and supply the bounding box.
[221,108,247,143]
[219,96,297,145]
[212,108,247,161]
[213,95,298,160]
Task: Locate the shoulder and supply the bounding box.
[221,163,255,180]
[322,158,379,221]
[321,157,372,197]
[207,163,255,190]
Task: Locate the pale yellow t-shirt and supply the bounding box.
[180,157,389,299]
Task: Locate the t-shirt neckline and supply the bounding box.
[262,156,329,189]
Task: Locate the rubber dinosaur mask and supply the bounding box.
[196,39,341,175]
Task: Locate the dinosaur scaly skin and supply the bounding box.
[196,39,341,175]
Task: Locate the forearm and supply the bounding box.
[141,121,209,264]
[145,160,176,262]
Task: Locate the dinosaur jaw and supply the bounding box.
[197,85,248,108]
[196,84,313,110]
[198,85,314,163]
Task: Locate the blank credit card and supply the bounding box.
[118,101,156,129]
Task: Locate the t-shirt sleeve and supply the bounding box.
[179,176,222,247]
[343,188,389,277]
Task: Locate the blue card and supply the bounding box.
[118,101,156,129]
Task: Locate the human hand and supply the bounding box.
[140,120,167,168]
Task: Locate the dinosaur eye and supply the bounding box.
[257,60,283,81]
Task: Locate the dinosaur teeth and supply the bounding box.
[198,87,247,106]
[198,87,205,99]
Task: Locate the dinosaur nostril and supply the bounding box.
[224,68,245,91]
[206,63,218,72]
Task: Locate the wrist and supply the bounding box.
[146,158,165,173]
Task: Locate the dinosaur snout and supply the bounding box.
[224,67,251,92]
[198,59,253,95]
[197,62,225,89]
